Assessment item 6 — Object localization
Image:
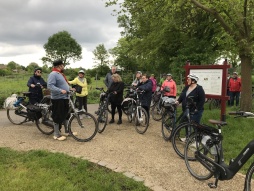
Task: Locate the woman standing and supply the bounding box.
[68,70,88,117]
[108,73,124,125]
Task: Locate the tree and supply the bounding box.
[42,31,82,66]
[93,44,109,75]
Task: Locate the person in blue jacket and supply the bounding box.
[27,68,47,104]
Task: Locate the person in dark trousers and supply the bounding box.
[47,60,71,141]
[27,68,47,104]
[226,72,231,106]
[104,66,117,89]
[176,74,205,124]
[108,73,124,125]
[228,72,241,107]
[137,74,153,119]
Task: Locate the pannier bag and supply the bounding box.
[26,104,42,120]
[162,97,176,111]
[3,94,18,109]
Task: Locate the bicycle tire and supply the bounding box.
[68,111,98,142]
[97,105,108,133]
[135,107,149,134]
[7,107,27,125]
[244,162,254,191]
[151,102,164,121]
[161,111,175,141]
[184,132,216,180]
[35,106,54,135]
[171,122,196,159]
[209,99,220,110]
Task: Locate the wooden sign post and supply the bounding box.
[184,60,230,121]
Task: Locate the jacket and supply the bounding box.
[104,71,116,88]
[161,79,177,98]
[228,77,241,92]
[138,79,153,107]
[68,77,88,97]
[108,81,124,105]
[27,75,47,103]
[178,85,205,112]
[150,78,157,92]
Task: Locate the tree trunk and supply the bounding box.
[240,54,252,111]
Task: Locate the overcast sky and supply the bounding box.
[0,0,122,69]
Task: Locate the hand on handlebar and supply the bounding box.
[61,89,67,94]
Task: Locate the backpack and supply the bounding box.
[3,94,18,109]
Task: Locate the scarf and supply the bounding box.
[78,76,84,83]
[52,68,68,83]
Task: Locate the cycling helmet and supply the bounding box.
[78,70,85,74]
[136,71,142,75]
[166,73,172,76]
[187,74,199,82]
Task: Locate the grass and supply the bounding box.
[0,148,151,191]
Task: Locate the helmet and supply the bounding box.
[187,74,199,82]
[78,70,85,74]
[136,71,142,75]
[167,73,172,76]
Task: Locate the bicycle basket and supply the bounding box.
[162,97,175,110]
[26,104,42,120]
[153,91,161,102]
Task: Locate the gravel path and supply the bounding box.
[0,105,246,191]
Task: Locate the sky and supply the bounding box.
[0,0,122,69]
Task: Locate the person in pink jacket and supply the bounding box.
[161,73,177,98]
[228,72,241,106]
[150,74,157,93]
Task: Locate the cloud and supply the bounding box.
[0,0,121,68]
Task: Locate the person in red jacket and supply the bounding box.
[228,72,241,106]
[161,73,177,98]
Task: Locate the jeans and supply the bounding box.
[230,91,240,106]
[191,110,204,124]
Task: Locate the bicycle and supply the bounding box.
[208,98,221,110]
[184,111,254,190]
[122,87,149,134]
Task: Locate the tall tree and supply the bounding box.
[93,44,109,75]
[42,30,82,66]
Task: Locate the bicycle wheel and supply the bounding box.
[68,111,98,142]
[161,111,175,141]
[209,99,220,110]
[151,102,164,121]
[135,107,149,134]
[244,162,254,191]
[35,106,54,135]
[184,132,216,180]
[171,122,196,159]
[7,107,27,125]
[97,105,108,133]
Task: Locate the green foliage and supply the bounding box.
[0,148,150,191]
[42,30,82,65]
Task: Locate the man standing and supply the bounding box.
[228,72,241,107]
[104,66,117,89]
[47,60,70,141]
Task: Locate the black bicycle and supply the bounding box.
[184,111,254,190]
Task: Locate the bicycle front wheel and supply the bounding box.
[68,112,98,142]
[161,111,175,141]
[171,122,196,159]
[184,132,216,180]
[151,102,164,121]
[35,107,54,135]
[7,107,27,125]
[135,107,149,134]
[245,162,254,191]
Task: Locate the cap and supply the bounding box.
[78,70,85,74]
[167,73,172,76]
[53,60,64,66]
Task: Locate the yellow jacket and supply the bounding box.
[68,77,88,97]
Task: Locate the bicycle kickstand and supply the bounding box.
[208,177,218,189]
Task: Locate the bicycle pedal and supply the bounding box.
[208,183,217,188]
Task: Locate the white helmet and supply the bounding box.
[187,74,199,82]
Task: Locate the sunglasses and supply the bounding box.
[37,71,42,73]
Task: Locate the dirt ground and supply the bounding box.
[0,105,246,191]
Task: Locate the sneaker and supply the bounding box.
[53,136,66,141]
[117,120,122,125]
[109,119,115,124]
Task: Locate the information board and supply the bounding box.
[190,69,223,95]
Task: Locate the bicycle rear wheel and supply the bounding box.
[244,162,254,191]
[97,106,108,133]
[161,111,175,141]
[68,112,98,142]
[135,107,149,134]
[184,132,216,180]
[171,122,196,159]
[209,99,220,110]
[151,102,164,121]
[35,107,54,135]
[7,107,27,125]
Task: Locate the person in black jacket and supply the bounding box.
[137,74,153,119]
[176,74,205,124]
[27,68,47,104]
[108,73,124,125]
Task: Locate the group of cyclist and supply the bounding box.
[26,62,205,140]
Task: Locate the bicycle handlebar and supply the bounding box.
[228,111,254,118]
